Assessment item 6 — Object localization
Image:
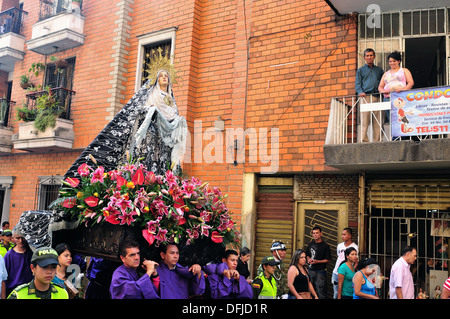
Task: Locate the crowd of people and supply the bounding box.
[0,220,449,300]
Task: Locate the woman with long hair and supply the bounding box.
[287,249,318,299]
[353,257,379,299]
[337,247,358,299]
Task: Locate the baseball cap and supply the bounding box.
[2,229,12,236]
[261,256,279,266]
[31,247,60,268]
[270,241,286,251]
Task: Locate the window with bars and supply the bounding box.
[141,40,171,87]
[35,176,62,210]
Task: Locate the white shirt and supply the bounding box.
[332,242,358,275]
[389,256,415,299]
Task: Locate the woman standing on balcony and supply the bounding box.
[378,51,414,102]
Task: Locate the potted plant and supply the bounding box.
[33,86,64,132]
[50,55,68,73]
[20,62,45,90]
[16,102,38,122]
[20,74,33,89]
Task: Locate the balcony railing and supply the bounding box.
[325,92,448,145]
[24,87,75,120]
[0,7,27,35]
[0,98,15,127]
[39,0,83,21]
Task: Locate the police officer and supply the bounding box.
[252,256,278,299]
[0,229,14,257]
[257,240,288,298]
[8,246,69,299]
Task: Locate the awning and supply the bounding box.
[325,0,449,15]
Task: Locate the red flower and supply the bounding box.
[65,177,80,187]
[62,198,76,208]
[105,214,120,225]
[132,168,144,185]
[85,196,99,207]
[116,175,127,187]
[211,231,223,243]
[142,229,155,245]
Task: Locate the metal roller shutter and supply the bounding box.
[253,191,294,275]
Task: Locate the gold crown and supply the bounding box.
[143,47,180,87]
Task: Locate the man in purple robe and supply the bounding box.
[4,227,33,297]
[110,239,160,299]
[157,243,205,299]
[207,249,253,299]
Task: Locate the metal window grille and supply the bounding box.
[38,0,81,21]
[357,7,448,70]
[35,176,62,210]
[141,40,171,86]
[366,182,450,299]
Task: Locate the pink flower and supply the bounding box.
[152,198,168,216]
[155,228,168,243]
[116,198,132,213]
[91,166,105,184]
[119,211,136,226]
[201,224,212,237]
[165,170,178,188]
[182,181,196,198]
[200,211,212,222]
[78,163,91,177]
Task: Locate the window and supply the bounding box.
[134,27,177,92]
[44,57,76,90]
[35,176,62,210]
[141,41,172,87]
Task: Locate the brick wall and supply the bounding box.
[294,174,360,235]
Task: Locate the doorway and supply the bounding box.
[295,201,348,298]
[404,36,447,88]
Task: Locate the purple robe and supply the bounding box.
[110,264,160,299]
[4,249,33,297]
[158,262,205,299]
[207,262,252,299]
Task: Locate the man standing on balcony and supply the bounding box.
[355,48,384,142]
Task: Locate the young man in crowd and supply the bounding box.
[306,226,331,299]
[157,243,205,299]
[207,249,252,299]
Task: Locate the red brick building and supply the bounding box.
[0,0,449,298]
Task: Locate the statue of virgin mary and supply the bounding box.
[63,67,187,179]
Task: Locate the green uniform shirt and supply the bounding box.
[257,259,287,297]
[252,273,277,299]
[7,280,69,299]
[0,242,14,257]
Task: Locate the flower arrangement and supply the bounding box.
[55,154,241,248]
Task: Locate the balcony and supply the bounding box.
[26,1,85,55]
[12,87,75,153]
[0,7,27,72]
[323,89,450,172]
[0,98,15,154]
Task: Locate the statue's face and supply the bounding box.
[158,71,169,87]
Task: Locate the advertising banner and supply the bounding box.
[390,86,450,137]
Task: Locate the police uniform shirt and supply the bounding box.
[8,280,66,299]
